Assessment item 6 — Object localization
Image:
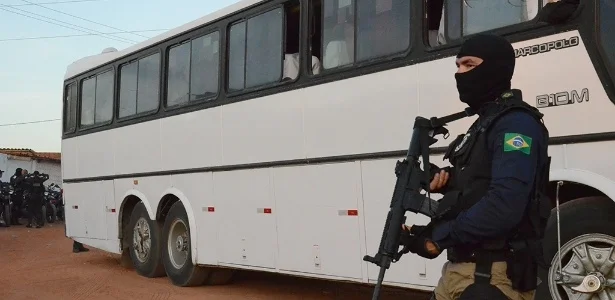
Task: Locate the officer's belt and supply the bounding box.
[448,247,510,263]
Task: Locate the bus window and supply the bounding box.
[228,8,284,91]
[167,41,191,107]
[167,31,220,107]
[190,32,220,101]
[94,70,113,123]
[314,0,410,71]
[118,53,161,118]
[356,0,410,61]
[600,0,615,75]
[80,77,95,126]
[64,83,77,133]
[434,0,541,46]
[80,70,113,127]
[136,54,161,113]
[119,61,138,117]
[282,0,309,80]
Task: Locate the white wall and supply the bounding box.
[36,161,62,187]
[0,155,61,187]
[0,153,8,182]
[5,156,32,182]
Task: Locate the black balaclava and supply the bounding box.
[455,33,516,110]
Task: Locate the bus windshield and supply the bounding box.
[601,0,615,76]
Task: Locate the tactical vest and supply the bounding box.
[10,175,23,194]
[437,90,551,263]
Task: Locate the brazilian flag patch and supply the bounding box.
[504,133,532,155]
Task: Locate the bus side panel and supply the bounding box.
[510,31,615,137]
[566,141,615,184]
[221,90,305,166]
[214,168,277,269]
[105,180,119,244]
[273,162,363,280]
[75,130,115,179]
[169,172,218,266]
[64,182,86,238]
[302,66,419,159]
[61,138,78,180]
[161,107,224,171]
[81,181,108,240]
[113,120,163,175]
[361,156,448,287]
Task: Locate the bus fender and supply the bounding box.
[122,189,156,220]
[550,168,615,201]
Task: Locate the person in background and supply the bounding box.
[9,168,24,225]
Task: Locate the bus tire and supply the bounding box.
[128,202,166,278]
[205,268,235,285]
[161,201,210,287]
[536,196,615,299]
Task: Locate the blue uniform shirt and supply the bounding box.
[431,110,547,250]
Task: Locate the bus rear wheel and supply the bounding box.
[161,201,210,287]
[128,202,166,278]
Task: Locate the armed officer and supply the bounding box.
[10,168,25,225]
[23,171,48,228]
[400,34,551,300]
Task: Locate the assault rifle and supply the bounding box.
[363,108,474,300]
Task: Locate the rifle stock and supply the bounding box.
[363,109,474,300]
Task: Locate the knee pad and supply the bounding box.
[458,283,509,300]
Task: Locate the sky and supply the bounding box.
[0,0,241,152]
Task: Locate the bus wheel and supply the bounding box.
[538,196,615,300]
[128,202,165,278]
[205,268,235,285]
[162,201,210,287]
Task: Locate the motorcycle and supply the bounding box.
[53,184,64,222]
[43,184,61,223]
[0,182,13,227]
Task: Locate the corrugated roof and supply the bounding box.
[0,148,61,162]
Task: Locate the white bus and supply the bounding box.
[61,0,615,298]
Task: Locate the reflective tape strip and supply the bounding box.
[106,208,116,213]
[202,207,215,212]
[338,209,358,216]
[72,205,78,209]
[257,208,272,214]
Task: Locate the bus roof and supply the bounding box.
[64,0,264,81]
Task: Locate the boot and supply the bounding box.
[73,241,89,253]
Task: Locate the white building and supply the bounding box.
[0,148,62,187]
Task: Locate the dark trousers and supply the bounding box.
[11,194,23,224]
[27,198,43,226]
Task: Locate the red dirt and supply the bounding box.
[0,223,431,300]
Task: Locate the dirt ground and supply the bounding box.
[0,223,431,300]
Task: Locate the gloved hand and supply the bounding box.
[399,225,441,260]
[537,0,580,24]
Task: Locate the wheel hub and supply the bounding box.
[549,234,615,299]
[132,217,151,263]
[167,219,189,269]
[570,272,606,293]
[175,235,188,252]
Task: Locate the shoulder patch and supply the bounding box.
[504,133,532,155]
